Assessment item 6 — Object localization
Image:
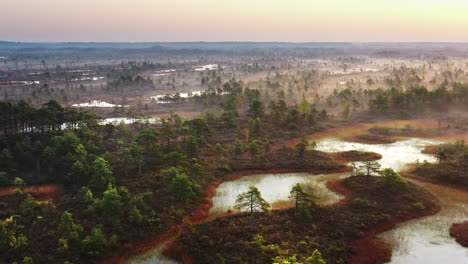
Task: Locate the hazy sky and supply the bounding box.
[2,0,468,42]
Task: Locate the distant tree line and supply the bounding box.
[0,100,94,134]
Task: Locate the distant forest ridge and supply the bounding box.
[1,41,468,50]
[1,41,468,58]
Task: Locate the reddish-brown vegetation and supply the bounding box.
[348,189,440,264]
[421,145,440,155]
[326,179,352,207]
[0,184,63,203]
[102,166,351,264]
[450,222,468,247]
[176,176,438,264]
[407,149,468,192]
[350,134,397,144]
[329,151,382,163]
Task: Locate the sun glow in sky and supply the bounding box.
[2,0,468,42]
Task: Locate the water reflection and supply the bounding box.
[378,181,468,264]
[315,137,468,264]
[210,173,347,216]
[128,172,348,264]
[315,137,443,172]
[128,136,468,264]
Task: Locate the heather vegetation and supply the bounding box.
[1,42,468,264]
[0,80,343,263]
[176,175,433,264]
[413,141,468,188]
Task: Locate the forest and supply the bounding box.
[1,42,468,264]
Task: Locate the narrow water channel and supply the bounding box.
[315,137,468,264]
[126,236,179,264]
[378,181,468,264]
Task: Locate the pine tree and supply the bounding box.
[360,160,381,176]
[379,168,407,191]
[247,140,261,158]
[290,183,317,217]
[164,167,201,202]
[295,139,309,160]
[90,157,114,190]
[306,249,327,264]
[235,186,270,213]
[298,94,312,115]
[130,144,144,177]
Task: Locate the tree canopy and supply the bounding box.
[235,186,270,213]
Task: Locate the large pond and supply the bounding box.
[210,172,347,216]
[315,137,442,172]
[128,136,468,264]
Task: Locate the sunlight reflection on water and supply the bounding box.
[210,172,347,216]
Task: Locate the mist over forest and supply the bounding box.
[1,40,468,264]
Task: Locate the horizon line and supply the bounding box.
[2,41,468,44]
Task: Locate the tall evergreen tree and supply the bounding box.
[90,157,114,190]
[290,183,317,217]
[235,186,270,213]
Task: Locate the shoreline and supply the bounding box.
[328,151,382,163]
[171,176,356,264]
[173,177,441,264]
[101,118,461,264]
[402,171,468,193]
[450,222,468,247]
[100,166,352,264]
[348,188,441,264]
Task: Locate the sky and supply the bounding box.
[2,0,468,42]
